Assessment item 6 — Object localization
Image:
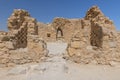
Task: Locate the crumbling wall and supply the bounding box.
[8,9,30,31]
[26,17,38,35]
[7,9,38,48]
[0,31,15,51]
[15,26,27,48]
[85,6,115,30]
[52,18,71,41]
[0,6,120,67]
[86,6,117,50]
[38,18,75,42]
[7,35,47,66]
[0,31,8,42]
[66,6,120,65]
[52,18,71,30]
[52,18,78,42]
[0,31,15,67]
[0,9,47,67]
[7,10,28,48]
[66,19,93,63]
[38,22,56,42]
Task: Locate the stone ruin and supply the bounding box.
[66,6,120,65]
[0,9,47,67]
[0,6,120,67]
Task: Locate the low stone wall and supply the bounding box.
[0,38,48,67]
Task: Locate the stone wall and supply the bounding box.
[52,18,74,42]
[7,9,38,48]
[66,6,120,65]
[38,22,56,42]
[0,9,47,67]
[38,18,84,42]
[26,17,38,35]
[0,6,120,66]
[7,9,30,31]
[0,31,8,42]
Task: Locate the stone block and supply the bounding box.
[70,41,81,49]
[67,47,76,57]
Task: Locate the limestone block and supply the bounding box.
[28,42,44,52]
[109,41,117,48]
[86,46,93,51]
[70,41,81,49]
[67,47,76,57]
[0,42,5,48]
[70,41,86,49]
[5,41,15,50]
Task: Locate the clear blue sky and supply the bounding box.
[0,0,120,31]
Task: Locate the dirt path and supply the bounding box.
[47,42,68,55]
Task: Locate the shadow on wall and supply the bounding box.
[90,23,103,48]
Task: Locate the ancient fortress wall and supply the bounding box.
[66,6,120,65]
[0,10,47,67]
[0,6,120,67]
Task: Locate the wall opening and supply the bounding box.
[56,27,63,38]
[47,33,51,37]
[90,24,103,48]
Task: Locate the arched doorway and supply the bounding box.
[56,27,63,40]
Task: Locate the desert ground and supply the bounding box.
[0,42,120,80]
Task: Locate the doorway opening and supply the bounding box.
[56,27,63,39]
[90,24,103,48]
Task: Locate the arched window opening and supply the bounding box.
[56,27,63,38]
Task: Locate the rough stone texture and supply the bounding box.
[8,9,29,30]
[66,6,120,65]
[85,6,115,30]
[26,17,38,35]
[38,18,83,42]
[0,6,120,67]
[0,31,8,42]
[0,9,47,67]
[52,18,74,42]
[37,7,115,43]
[7,9,38,35]
[38,22,56,42]
[7,9,38,48]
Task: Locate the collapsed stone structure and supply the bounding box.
[0,6,120,66]
[38,6,120,65]
[0,9,47,67]
[67,6,120,65]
